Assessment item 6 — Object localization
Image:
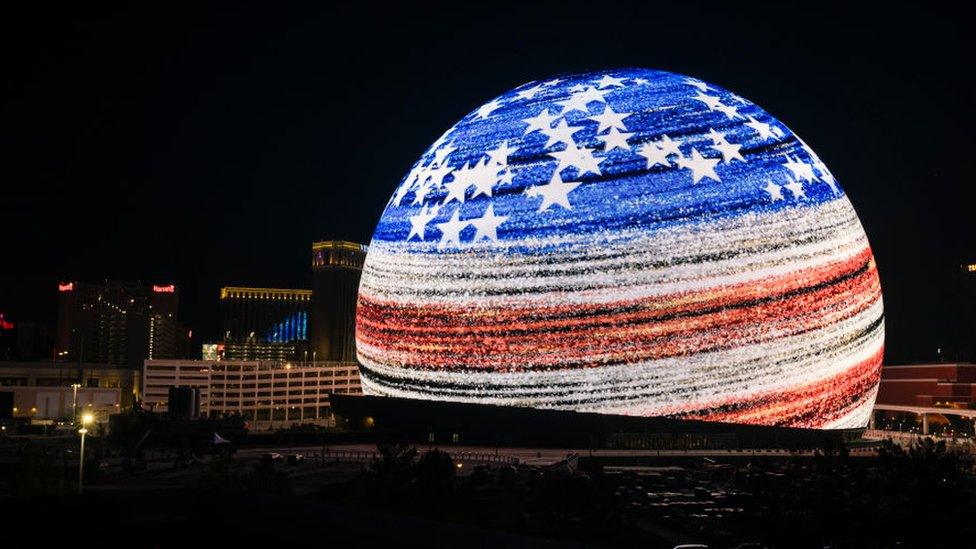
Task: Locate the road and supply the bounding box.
[234,443,882,467]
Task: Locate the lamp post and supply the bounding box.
[71,383,81,423]
[78,412,93,494]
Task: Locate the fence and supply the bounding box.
[299,447,520,466]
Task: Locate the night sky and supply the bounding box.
[2,2,972,362]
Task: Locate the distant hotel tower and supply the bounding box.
[218,287,311,360]
[56,281,188,368]
[310,240,366,362]
[961,260,976,361]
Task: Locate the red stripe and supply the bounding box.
[357,247,881,372]
[672,345,884,428]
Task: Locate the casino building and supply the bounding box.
[218,286,311,361]
[876,363,976,407]
[142,358,362,429]
[310,241,366,362]
[959,261,976,361]
[56,281,189,368]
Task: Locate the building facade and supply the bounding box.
[217,286,311,361]
[143,359,362,429]
[56,281,188,368]
[0,361,141,420]
[310,240,366,362]
[876,363,976,407]
[960,261,976,362]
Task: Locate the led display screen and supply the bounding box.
[355,68,883,429]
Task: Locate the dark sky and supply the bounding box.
[2,2,972,362]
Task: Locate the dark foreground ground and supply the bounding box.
[2,438,975,548]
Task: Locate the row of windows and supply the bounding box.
[210,398,336,407]
[147,369,358,377]
[210,379,354,389]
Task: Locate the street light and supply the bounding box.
[71,383,81,422]
[78,412,94,494]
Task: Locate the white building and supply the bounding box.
[143,359,362,429]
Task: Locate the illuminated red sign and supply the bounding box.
[59,283,74,292]
[153,285,176,293]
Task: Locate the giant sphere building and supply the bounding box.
[355,68,883,429]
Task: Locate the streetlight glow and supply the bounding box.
[77,412,94,494]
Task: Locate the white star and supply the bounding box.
[706,128,726,144]
[436,208,469,248]
[549,142,601,176]
[395,165,425,205]
[486,141,516,166]
[557,91,593,114]
[684,77,710,92]
[426,161,454,188]
[632,77,650,85]
[578,86,609,103]
[638,142,670,168]
[476,98,504,120]
[540,119,583,149]
[599,127,633,152]
[442,163,471,204]
[407,205,438,241]
[715,102,741,120]
[568,84,588,93]
[712,140,745,164]
[468,158,500,199]
[588,105,630,133]
[515,83,544,100]
[470,204,508,242]
[691,91,723,110]
[523,109,559,135]
[677,148,721,184]
[784,177,807,199]
[657,134,683,157]
[534,172,582,211]
[542,78,562,87]
[594,74,626,89]
[764,180,784,201]
[706,129,744,164]
[411,179,435,205]
[431,142,456,166]
[557,87,607,113]
[782,156,816,182]
[409,165,433,205]
[745,115,779,140]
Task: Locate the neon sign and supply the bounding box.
[58,283,74,292]
[153,285,176,293]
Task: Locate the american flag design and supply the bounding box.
[355,68,883,429]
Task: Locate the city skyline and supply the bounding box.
[2,3,974,363]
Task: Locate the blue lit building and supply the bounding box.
[218,287,311,361]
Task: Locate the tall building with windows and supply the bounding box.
[961,261,976,361]
[310,241,366,362]
[56,281,188,369]
[218,287,311,361]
